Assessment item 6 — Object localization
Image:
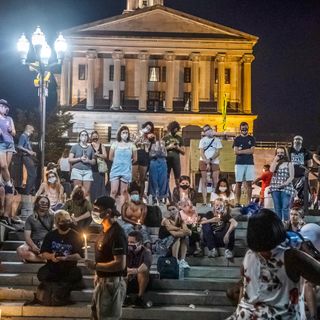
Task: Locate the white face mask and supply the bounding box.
[121,133,128,141]
[141,127,149,134]
[219,186,227,193]
[80,136,87,143]
[92,211,103,224]
[48,177,57,184]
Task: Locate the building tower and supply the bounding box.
[125,0,164,12]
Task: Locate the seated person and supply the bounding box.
[157,204,191,268]
[210,178,235,206]
[63,185,92,232]
[17,196,54,262]
[172,175,196,206]
[36,170,64,211]
[120,186,151,246]
[284,207,305,232]
[179,199,202,256]
[201,198,238,259]
[126,230,152,308]
[37,210,83,288]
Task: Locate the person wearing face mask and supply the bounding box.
[132,121,154,198]
[84,196,127,320]
[199,124,223,205]
[36,170,64,211]
[163,121,185,190]
[270,147,295,222]
[210,178,235,207]
[16,196,54,263]
[90,131,108,202]
[37,210,83,290]
[157,204,191,268]
[69,130,96,197]
[287,135,312,201]
[172,175,196,206]
[233,122,256,206]
[17,124,37,195]
[201,198,238,259]
[109,126,138,212]
[120,185,151,247]
[63,185,93,232]
[125,230,152,308]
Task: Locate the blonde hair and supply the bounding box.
[54,210,71,225]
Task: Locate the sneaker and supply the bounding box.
[123,295,132,307]
[0,216,16,231]
[225,249,234,259]
[208,248,219,258]
[179,259,190,269]
[133,295,147,308]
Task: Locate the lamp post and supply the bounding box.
[17,27,67,180]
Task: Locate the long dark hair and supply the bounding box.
[215,178,231,197]
[142,121,154,133]
[274,147,290,173]
[116,126,130,142]
[34,195,50,217]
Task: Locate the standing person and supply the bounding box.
[132,121,154,198]
[109,126,137,211]
[199,124,223,205]
[227,209,320,320]
[16,196,54,262]
[233,122,256,206]
[90,131,108,202]
[163,121,185,189]
[58,148,71,183]
[252,164,273,206]
[17,125,37,195]
[148,136,169,205]
[172,175,196,206]
[270,147,295,222]
[36,170,64,211]
[69,130,95,197]
[287,135,312,200]
[84,196,127,320]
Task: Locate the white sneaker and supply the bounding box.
[179,259,190,269]
[225,249,234,259]
[208,248,219,258]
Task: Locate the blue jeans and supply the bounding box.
[271,191,292,221]
[148,158,168,199]
[22,155,37,195]
[202,223,235,250]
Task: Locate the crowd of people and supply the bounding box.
[0,96,320,319]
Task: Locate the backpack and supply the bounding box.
[240,202,261,217]
[157,256,179,279]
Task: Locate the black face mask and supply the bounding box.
[241,129,248,135]
[180,184,189,190]
[58,222,71,231]
[277,155,284,160]
[92,138,98,142]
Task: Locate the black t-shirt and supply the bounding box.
[232,135,255,165]
[40,229,84,273]
[95,222,127,278]
[205,211,232,232]
[288,147,312,178]
[127,246,152,270]
[163,133,183,158]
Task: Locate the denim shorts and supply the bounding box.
[70,168,93,181]
[235,164,255,182]
[0,142,16,154]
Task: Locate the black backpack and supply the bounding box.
[157,256,179,279]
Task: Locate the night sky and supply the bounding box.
[0,0,319,146]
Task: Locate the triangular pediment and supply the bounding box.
[64,5,258,41]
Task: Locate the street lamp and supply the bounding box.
[17,27,67,180]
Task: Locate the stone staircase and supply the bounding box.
[0,210,319,320]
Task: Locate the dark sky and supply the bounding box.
[0,0,319,146]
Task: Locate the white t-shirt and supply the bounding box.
[59,157,70,172]
[210,191,235,202]
[199,136,223,164]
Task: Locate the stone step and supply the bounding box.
[0,302,234,319]
[184,266,240,279]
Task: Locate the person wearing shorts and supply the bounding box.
[69,130,95,196]
[233,122,256,206]
[199,124,223,205]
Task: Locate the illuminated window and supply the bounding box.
[214,68,231,84]
[149,67,160,82]
[78,64,87,80]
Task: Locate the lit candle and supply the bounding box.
[137,219,141,225]
[83,234,88,260]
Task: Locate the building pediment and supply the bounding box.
[64,5,258,42]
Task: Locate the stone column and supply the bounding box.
[138,51,149,111]
[216,53,226,113]
[60,54,71,107]
[165,52,175,112]
[86,50,97,110]
[190,53,200,113]
[236,60,242,104]
[230,60,238,103]
[242,54,254,114]
[111,50,124,110]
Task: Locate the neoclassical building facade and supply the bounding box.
[56,0,258,142]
